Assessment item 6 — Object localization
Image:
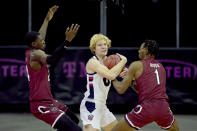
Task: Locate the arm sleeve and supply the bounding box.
[46,40,69,65]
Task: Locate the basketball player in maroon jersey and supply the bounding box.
[112,40,179,131]
[24,5,82,131]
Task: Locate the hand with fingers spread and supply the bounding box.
[45,5,59,21]
[65,24,80,42]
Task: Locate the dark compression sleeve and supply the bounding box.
[46,40,69,64]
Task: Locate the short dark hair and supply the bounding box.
[24,31,40,47]
[143,40,159,58]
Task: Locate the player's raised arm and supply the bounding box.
[45,24,80,64]
[39,5,59,40]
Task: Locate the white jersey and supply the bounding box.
[83,56,111,103]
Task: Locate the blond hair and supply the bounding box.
[89,34,111,54]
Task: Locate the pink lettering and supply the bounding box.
[79,62,86,78]
[174,66,181,78]
[164,66,193,79]
[1,66,9,77]
[0,65,27,77]
[183,67,191,78]
[10,65,18,77]
[165,66,172,78]
[20,65,27,77]
[63,62,76,78]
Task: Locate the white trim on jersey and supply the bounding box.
[125,114,140,130]
[52,112,65,128]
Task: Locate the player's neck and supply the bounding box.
[95,55,105,62]
[144,55,154,59]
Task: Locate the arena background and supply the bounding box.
[0,0,197,130]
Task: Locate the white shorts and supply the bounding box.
[80,99,116,130]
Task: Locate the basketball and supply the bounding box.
[104,54,121,69]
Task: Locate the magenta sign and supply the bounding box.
[0,48,196,107]
[0,58,26,78]
[61,59,197,80]
[158,59,197,80]
[62,61,86,78]
[0,58,196,80]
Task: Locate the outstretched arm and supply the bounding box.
[30,24,80,68]
[39,5,59,40]
[46,24,80,64]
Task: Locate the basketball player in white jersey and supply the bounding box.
[80,34,127,131]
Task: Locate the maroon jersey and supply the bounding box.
[136,58,168,103]
[25,50,53,101]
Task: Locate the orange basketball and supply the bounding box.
[104,54,121,69]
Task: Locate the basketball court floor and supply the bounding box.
[0,113,196,131]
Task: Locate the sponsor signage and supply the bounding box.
[0,47,196,107]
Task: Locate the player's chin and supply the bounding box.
[103,51,108,56]
[41,46,46,50]
[139,54,142,59]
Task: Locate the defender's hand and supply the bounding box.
[119,67,128,78]
[65,24,80,42]
[45,5,59,21]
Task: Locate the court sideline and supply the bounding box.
[0,113,196,131]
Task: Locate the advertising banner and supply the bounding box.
[0,46,29,104]
[52,48,197,107]
[0,46,196,113]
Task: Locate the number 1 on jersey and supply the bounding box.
[154,69,160,85]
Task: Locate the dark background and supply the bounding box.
[0,0,197,50]
[0,0,197,114]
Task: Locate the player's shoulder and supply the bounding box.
[25,49,33,56]
[131,60,142,67]
[30,49,45,58]
[129,60,142,70]
[88,56,98,62]
[31,49,45,54]
[87,56,99,67]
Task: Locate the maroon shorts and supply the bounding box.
[125,99,174,130]
[30,100,68,128]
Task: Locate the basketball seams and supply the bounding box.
[108,55,116,69]
[108,57,113,69]
[104,54,121,69]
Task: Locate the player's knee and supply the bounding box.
[168,126,180,131]
[168,120,179,131]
